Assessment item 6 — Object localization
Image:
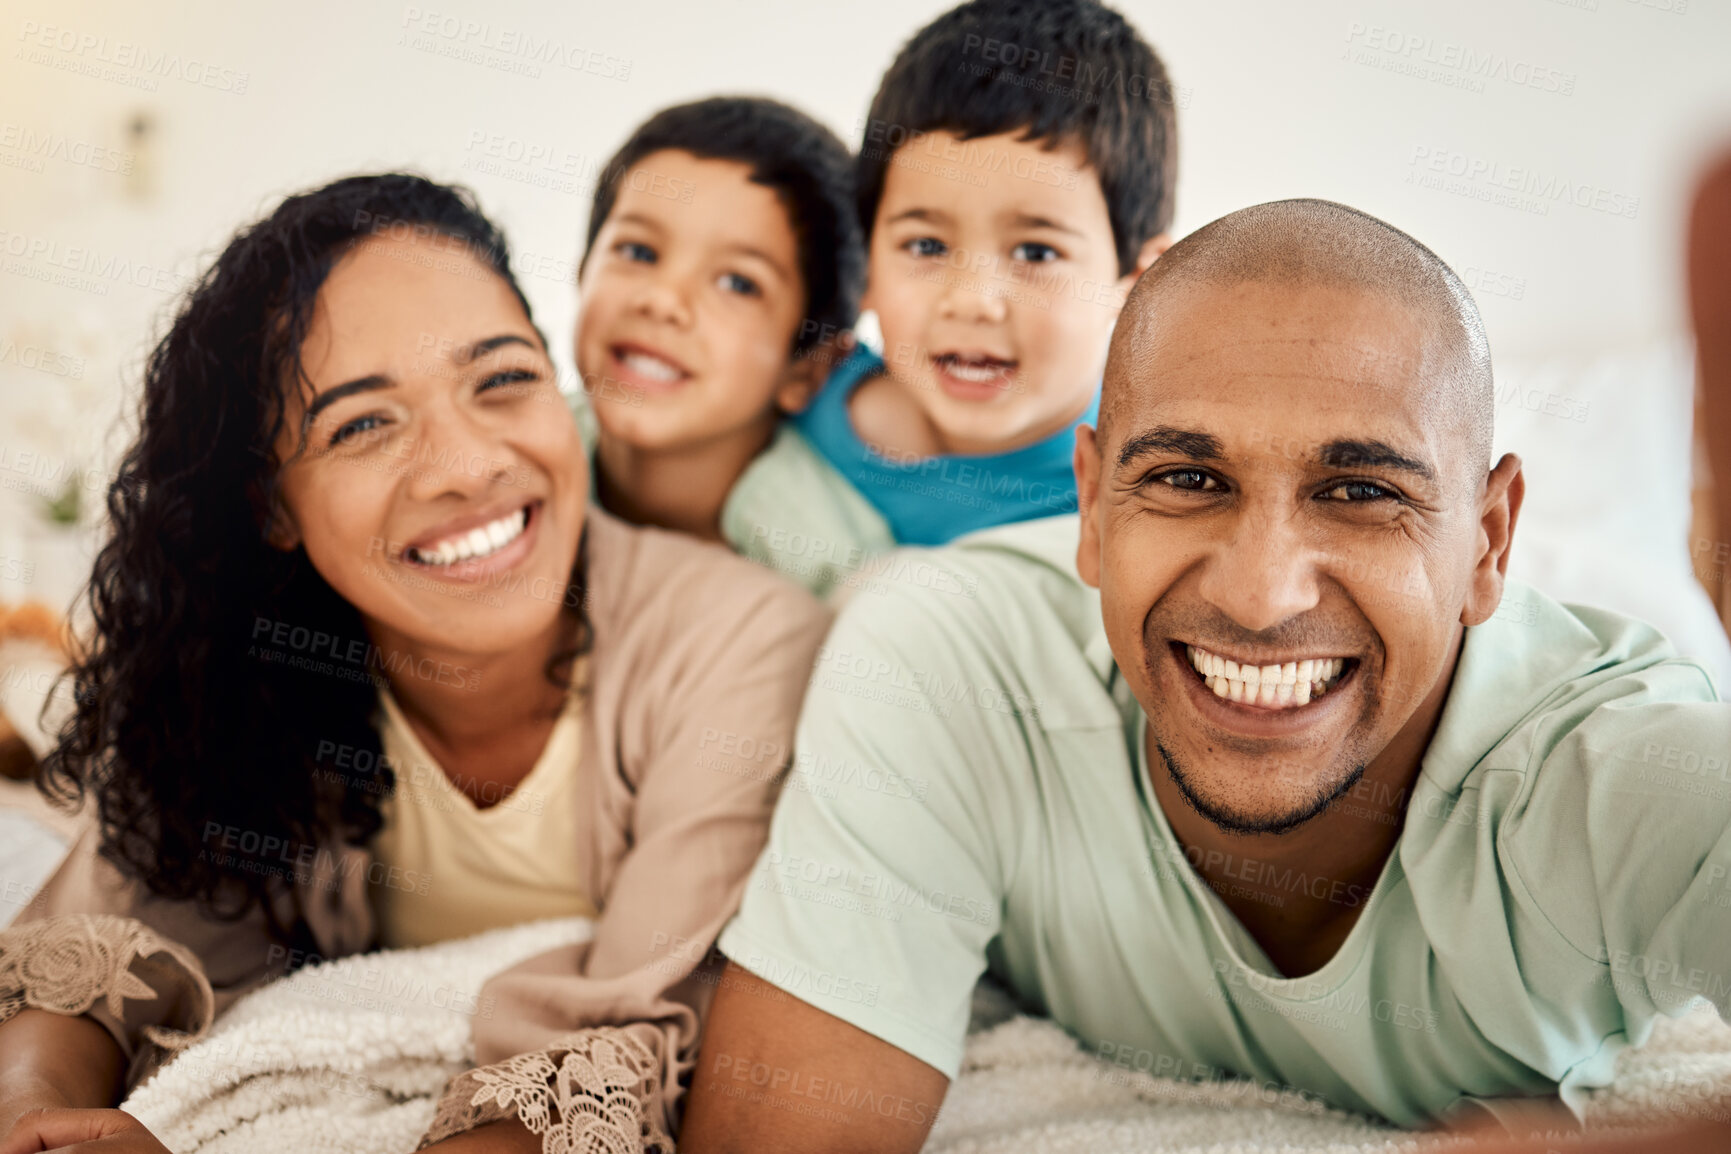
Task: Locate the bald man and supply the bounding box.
[679,201,1731,1153]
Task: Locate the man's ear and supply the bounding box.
[1460,453,1524,627]
[774,350,829,416]
[1075,423,1104,589]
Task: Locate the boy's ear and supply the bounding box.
[773,351,829,416]
[1128,232,1173,281]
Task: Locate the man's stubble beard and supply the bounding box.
[1154,736,1368,837]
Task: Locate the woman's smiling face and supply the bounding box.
[269,230,587,657]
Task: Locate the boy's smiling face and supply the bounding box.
[864,130,1156,457]
[577,149,816,452]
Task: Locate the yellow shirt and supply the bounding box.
[371,677,597,949]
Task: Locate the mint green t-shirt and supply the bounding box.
[568,390,893,599]
[719,514,1731,1126]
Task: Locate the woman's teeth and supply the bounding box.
[408,507,528,566]
[619,349,684,382]
[1185,644,1347,708]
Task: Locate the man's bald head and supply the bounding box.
[1101,199,1494,478]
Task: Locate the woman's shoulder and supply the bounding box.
[586,507,832,647]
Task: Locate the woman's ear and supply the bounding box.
[263,491,302,552]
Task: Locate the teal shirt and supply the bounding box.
[567,389,893,599]
[720,514,1731,1126]
[793,345,1096,545]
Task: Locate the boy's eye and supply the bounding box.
[903,236,947,258]
[617,241,656,264]
[1155,469,1221,492]
[1010,242,1060,263]
[718,271,761,297]
[1320,480,1396,502]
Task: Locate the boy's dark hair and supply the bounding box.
[581,96,864,356]
[859,0,1178,275]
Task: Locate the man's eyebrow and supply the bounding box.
[1116,426,1225,469]
[455,333,538,364]
[1319,438,1437,483]
[305,374,391,424]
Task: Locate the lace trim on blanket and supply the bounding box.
[420,1026,673,1153]
[0,914,206,1050]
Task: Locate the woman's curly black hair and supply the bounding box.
[39,173,589,937]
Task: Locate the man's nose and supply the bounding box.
[1195,504,1322,634]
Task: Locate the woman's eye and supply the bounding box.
[1010,241,1060,263]
[1156,469,1220,492]
[329,414,385,448]
[1321,480,1395,502]
[904,236,946,258]
[479,369,540,394]
[617,241,655,264]
[718,271,760,297]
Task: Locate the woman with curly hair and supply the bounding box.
[0,174,829,1152]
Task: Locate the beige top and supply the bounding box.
[2,508,831,1150]
[371,661,599,950]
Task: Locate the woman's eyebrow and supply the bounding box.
[455,333,538,364]
[302,335,535,424]
[305,374,391,423]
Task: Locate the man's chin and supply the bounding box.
[1156,739,1368,837]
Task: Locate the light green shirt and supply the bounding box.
[569,390,892,599]
[719,514,1731,1126]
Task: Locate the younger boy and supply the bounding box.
[774,0,1180,550]
[573,97,888,591]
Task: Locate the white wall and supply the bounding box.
[3,0,1730,616]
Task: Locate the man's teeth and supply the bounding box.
[410,507,528,566]
[620,349,683,382]
[940,356,1012,383]
[1185,645,1347,708]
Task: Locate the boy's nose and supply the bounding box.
[633,276,694,327]
[937,267,1009,325]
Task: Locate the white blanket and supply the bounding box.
[123,917,1731,1152]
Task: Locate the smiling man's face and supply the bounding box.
[1077,276,1521,835]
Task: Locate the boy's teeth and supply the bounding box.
[411,507,528,566]
[1186,644,1346,710]
[941,357,1011,383]
[620,349,682,382]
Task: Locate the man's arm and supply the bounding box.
[679,963,949,1154]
